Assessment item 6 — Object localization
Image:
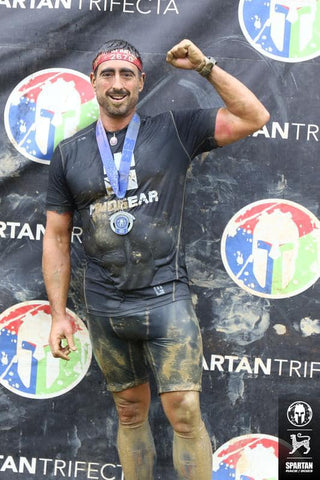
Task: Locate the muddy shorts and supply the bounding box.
[86,299,203,393]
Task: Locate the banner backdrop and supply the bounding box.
[0,1,320,479]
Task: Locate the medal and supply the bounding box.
[109,211,135,235]
[109,133,118,146]
[96,113,140,199]
[96,114,140,235]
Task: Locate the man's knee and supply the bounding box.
[161,391,201,436]
[113,382,151,427]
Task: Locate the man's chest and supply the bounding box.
[66,132,188,209]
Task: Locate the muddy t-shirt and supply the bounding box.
[46,109,219,313]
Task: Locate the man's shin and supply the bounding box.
[173,420,212,480]
[117,418,156,480]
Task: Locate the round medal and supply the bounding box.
[109,211,135,235]
[109,133,118,146]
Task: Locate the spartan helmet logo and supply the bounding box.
[269,0,317,52]
[287,401,313,427]
[16,309,60,390]
[35,77,81,156]
[294,403,307,425]
[252,209,299,290]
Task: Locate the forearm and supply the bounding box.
[207,64,269,130]
[166,39,270,145]
[42,236,71,318]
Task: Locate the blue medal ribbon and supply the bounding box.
[96,113,140,199]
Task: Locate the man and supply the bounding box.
[42,39,269,479]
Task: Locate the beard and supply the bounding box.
[96,88,139,118]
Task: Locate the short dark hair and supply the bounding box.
[92,39,143,73]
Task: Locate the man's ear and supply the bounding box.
[139,72,146,92]
[90,71,96,90]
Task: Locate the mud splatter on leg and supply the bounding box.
[117,419,156,480]
[161,391,212,480]
[173,421,212,480]
[113,384,155,479]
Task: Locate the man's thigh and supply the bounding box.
[86,299,203,393]
[86,313,149,392]
[145,299,203,394]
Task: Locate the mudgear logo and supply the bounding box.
[0,301,92,399]
[239,0,320,62]
[4,68,99,164]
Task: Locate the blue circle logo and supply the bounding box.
[221,199,320,298]
[239,0,320,62]
[212,434,278,479]
[0,301,92,399]
[4,68,98,164]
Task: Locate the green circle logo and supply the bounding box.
[0,301,92,399]
[239,0,320,62]
[221,199,320,298]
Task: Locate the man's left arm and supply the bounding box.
[166,39,270,146]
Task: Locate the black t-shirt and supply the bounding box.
[46,109,219,313]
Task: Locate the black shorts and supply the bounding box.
[86,299,203,393]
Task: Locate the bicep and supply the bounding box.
[214,104,269,146]
[214,107,244,146]
[214,107,259,146]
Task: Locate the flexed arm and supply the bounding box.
[166,39,270,146]
[42,210,77,360]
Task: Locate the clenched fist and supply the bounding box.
[166,39,205,71]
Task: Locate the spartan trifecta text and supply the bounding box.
[0,0,180,15]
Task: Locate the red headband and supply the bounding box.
[92,49,143,72]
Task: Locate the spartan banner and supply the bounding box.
[0,1,320,479]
